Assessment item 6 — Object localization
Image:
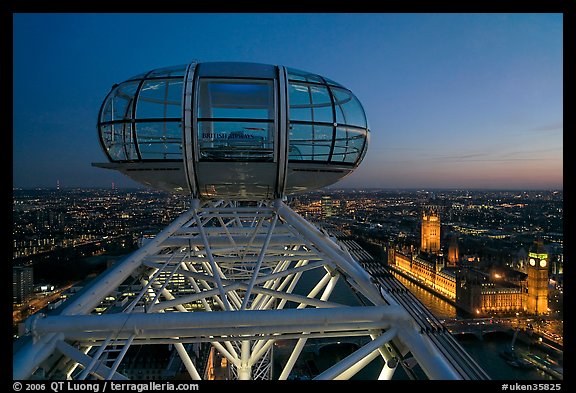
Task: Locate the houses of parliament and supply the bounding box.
[387,207,549,316]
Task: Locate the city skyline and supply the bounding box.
[12,13,563,190]
[13,187,563,380]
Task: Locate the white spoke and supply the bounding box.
[14,200,486,381]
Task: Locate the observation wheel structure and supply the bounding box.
[13,61,489,381]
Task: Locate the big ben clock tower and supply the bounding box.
[527,238,549,315]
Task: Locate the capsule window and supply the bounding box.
[288,123,332,162]
[332,88,367,128]
[136,121,182,160]
[197,79,275,162]
[331,126,366,164]
[100,81,139,123]
[136,79,183,119]
[288,83,333,123]
[198,79,274,120]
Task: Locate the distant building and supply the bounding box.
[387,211,547,317]
[446,234,459,267]
[456,269,525,315]
[13,266,34,304]
[421,208,440,254]
[320,195,333,220]
[391,250,456,300]
[526,238,549,315]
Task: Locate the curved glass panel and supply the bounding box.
[287,82,368,165]
[331,126,366,163]
[331,88,367,128]
[126,71,149,81]
[136,79,183,119]
[136,121,182,160]
[100,123,126,161]
[287,67,324,84]
[198,121,274,161]
[100,81,139,123]
[198,79,274,119]
[126,64,186,80]
[98,66,186,162]
[289,83,333,123]
[146,64,187,78]
[322,76,345,88]
[98,63,369,170]
[100,122,138,161]
[289,123,332,162]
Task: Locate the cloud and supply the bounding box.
[527,122,563,133]
[367,147,560,164]
[429,149,559,163]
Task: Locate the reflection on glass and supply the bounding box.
[287,67,324,84]
[286,76,368,165]
[98,64,369,166]
[136,79,183,119]
[100,81,139,123]
[146,65,187,78]
[198,79,274,120]
[197,78,275,162]
[136,122,182,160]
[289,124,332,162]
[289,83,333,123]
[332,88,367,128]
[198,121,274,161]
[331,127,366,163]
[101,123,137,161]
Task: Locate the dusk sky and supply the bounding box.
[13,13,563,190]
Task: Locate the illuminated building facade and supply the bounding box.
[390,248,527,315]
[421,208,440,253]
[13,266,34,304]
[387,212,546,316]
[320,195,333,219]
[479,285,524,313]
[526,239,549,315]
[456,272,525,315]
[392,250,456,300]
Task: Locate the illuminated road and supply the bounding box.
[13,283,75,326]
[441,317,563,347]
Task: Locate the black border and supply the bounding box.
[8,0,569,13]
[7,2,570,389]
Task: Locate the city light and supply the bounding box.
[13,187,563,380]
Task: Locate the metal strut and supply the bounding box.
[14,199,488,380]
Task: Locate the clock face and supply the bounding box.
[539,259,547,268]
[529,258,536,266]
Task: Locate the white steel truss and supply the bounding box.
[14,199,478,380]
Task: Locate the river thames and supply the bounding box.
[390,272,562,380]
[283,265,563,381]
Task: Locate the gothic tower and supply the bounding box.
[421,208,441,254]
[526,238,549,315]
[447,233,459,267]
